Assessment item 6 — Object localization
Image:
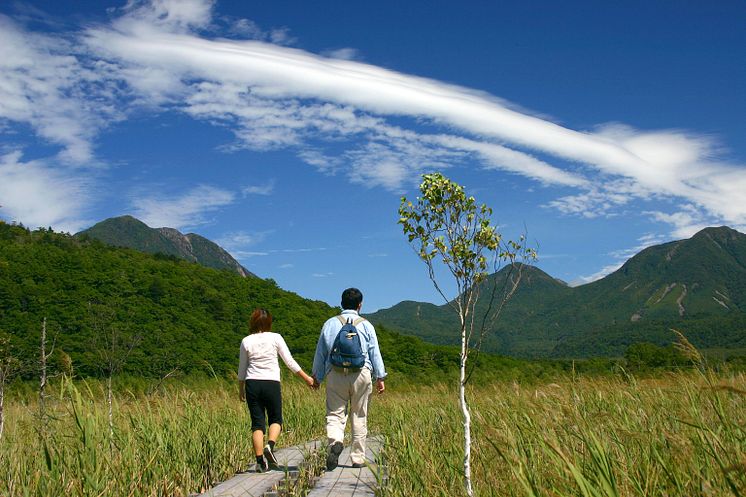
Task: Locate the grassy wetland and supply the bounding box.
[2,368,746,497]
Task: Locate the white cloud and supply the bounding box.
[546,179,651,218]
[131,184,235,229]
[322,48,360,61]
[214,229,274,261]
[216,230,269,250]
[280,247,327,253]
[0,15,117,163]
[81,4,745,225]
[571,232,667,286]
[645,205,714,239]
[0,151,92,232]
[117,0,214,32]
[1,0,745,233]
[242,180,275,196]
[571,262,624,286]
[231,250,269,258]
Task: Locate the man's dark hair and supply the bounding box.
[341,288,363,310]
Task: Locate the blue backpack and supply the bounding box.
[330,316,366,369]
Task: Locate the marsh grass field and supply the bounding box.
[2,370,746,497]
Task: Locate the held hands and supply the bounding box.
[304,375,316,389]
[301,371,319,390]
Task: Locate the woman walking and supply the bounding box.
[238,308,315,472]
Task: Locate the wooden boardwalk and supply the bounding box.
[195,436,385,497]
[196,440,322,497]
[307,436,385,497]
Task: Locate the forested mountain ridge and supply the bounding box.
[369,226,746,358]
[0,222,559,382]
[76,216,254,277]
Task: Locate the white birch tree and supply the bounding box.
[88,301,141,451]
[398,173,535,496]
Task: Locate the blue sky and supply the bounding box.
[1,0,745,312]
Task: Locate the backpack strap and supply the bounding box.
[336,315,367,326]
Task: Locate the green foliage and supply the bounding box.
[374,226,746,358]
[623,342,688,370]
[0,222,555,382]
[398,173,533,347]
[0,223,330,378]
[399,173,504,284]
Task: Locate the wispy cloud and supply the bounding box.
[1,0,745,234]
[0,14,126,164]
[242,180,275,196]
[0,151,92,232]
[85,1,745,223]
[645,205,714,239]
[571,232,667,286]
[322,47,360,61]
[215,229,273,259]
[131,184,235,229]
[216,230,270,250]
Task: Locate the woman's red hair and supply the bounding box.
[249,308,272,333]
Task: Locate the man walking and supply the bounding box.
[312,288,386,470]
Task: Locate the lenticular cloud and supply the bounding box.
[1,0,745,235]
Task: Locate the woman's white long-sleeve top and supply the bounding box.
[238,332,301,381]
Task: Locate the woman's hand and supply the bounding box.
[238,380,246,401]
[297,370,317,390]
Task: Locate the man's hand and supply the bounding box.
[376,378,385,394]
[312,376,321,390]
[239,390,246,402]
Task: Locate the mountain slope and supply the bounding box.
[77,216,254,277]
[370,226,746,358]
[1,222,563,382]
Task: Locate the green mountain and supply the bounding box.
[0,222,566,382]
[369,226,746,358]
[76,216,255,277]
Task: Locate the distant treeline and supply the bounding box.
[1,223,742,389]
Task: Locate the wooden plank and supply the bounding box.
[197,440,322,497]
[307,436,385,497]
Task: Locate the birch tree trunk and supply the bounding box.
[107,374,114,452]
[0,370,5,441]
[39,317,47,437]
[459,315,474,497]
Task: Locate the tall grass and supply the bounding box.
[2,371,745,496]
[373,371,746,496]
[0,377,325,496]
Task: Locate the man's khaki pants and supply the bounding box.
[325,367,372,465]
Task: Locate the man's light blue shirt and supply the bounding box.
[312,309,387,382]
